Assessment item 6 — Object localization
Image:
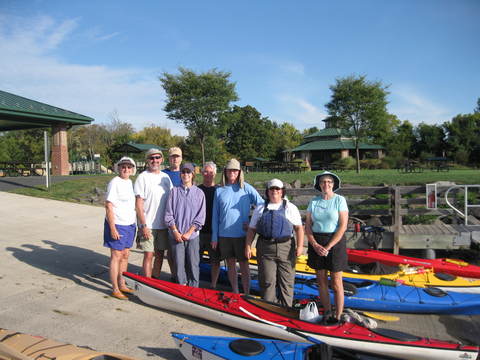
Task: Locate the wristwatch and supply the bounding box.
[138,224,147,229]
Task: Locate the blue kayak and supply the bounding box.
[171,332,397,360]
[199,262,480,315]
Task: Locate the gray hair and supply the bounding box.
[202,161,217,173]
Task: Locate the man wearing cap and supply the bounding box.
[165,163,205,287]
[162,147,183,187]
[211,158,264,294]
[198,161,221,289]
[134,148,173,278]
[245,178,304,307]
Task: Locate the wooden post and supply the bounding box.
[393,186,402,254]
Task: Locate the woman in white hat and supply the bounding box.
[245,178,304,307]
[103,156,137,300]
[305,171,348,323]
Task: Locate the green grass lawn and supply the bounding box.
[9,169,479,204]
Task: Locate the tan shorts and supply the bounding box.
[219,236,247,261]
[137,228,169,252]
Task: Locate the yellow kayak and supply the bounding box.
[0,328,138,360]
[248,250,480,293]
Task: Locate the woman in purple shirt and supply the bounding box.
[165,163,206,287]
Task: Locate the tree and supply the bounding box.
[275,122,303,159]
[302,126,319,137]
[0,129,47,162]
[414,123,446,159]
[224,105,278,161]
[475,98,480,114]
[444,113,480,165]
[133,125,183,149]
[160,67,238,164]
[325,75,390,172]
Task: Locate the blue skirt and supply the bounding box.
[103,220,136,250]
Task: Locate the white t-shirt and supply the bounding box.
[105,176,136,225]
[249,199,302,228]
[134,170,173,229]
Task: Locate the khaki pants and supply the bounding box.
[256,238,296,307]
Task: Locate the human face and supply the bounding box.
[319,176,334,194]
[202,165,215,185]
[268,186,283,203]
[180,169,193,186]
[169,154,182,171]
[118,164,134,179]
[147,154,163,172]
[225,169,239,184]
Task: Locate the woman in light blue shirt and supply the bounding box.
[305,171,348,324]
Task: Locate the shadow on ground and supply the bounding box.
[6,240,142,295]
[438,315,480,346]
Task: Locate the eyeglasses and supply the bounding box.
[119,164,134,168]
[181,170,192,174]
[149,156,162,160]
[269,187,282,191]
[320,180,333,184]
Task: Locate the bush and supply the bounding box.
[335,156,356,170]
[360,159,382,169]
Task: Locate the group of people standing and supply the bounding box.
[102,147,349,324]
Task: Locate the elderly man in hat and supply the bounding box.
[211,158,264,294]
[134,148,173,278]
[162,147,183,187]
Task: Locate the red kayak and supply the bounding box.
[348,249,480,278]
[123,272,479,360]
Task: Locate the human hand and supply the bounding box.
[110,227,121,240]
[142,227,151,240]
[211,241,218,250]
[245,245,252,259]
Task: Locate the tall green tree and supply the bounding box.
[325,75,390,172]
[414,123,446,159]
[224,105,277,161]
[160,67,238,164]
[275,122,303,159]
[0,129,47,162]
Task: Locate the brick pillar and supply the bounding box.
[51,125,70,176]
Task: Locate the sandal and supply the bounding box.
[111,291,128,300]
[119,287,134,294]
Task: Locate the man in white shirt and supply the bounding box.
[134,148,173,278]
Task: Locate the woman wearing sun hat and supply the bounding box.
[103,156,137,300]
[305,171,348,323]
[245,178,304,307]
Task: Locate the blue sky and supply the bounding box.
[1,0,478,136]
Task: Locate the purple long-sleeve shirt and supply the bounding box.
[164,185,206,237]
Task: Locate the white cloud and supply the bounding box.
[0,14,187,136]
[275,95,327,129]
[390,84,452,125]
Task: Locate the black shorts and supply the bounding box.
[307,233,348,272]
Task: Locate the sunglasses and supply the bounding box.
[269,186,282,191]
[119,164,134,168]
[181,170,192,174]
[149,156,162,160]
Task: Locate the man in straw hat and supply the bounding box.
[211,158,264,293]
[162,147,183,187]
[134,148,174,278]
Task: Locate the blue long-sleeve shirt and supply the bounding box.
[164,185,206,237]
[211,182,264,242]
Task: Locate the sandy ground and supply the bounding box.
[1,191,479,359]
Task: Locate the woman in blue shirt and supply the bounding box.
[305,171,348,324]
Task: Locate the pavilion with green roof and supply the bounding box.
[0,90,94,175]
[288,126,384,169]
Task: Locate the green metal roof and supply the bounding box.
[0,90,94,131]
[290,139,383,152]
[112,142,167,153]
[304,128,351,139]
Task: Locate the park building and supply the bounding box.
[287,119,384,170]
